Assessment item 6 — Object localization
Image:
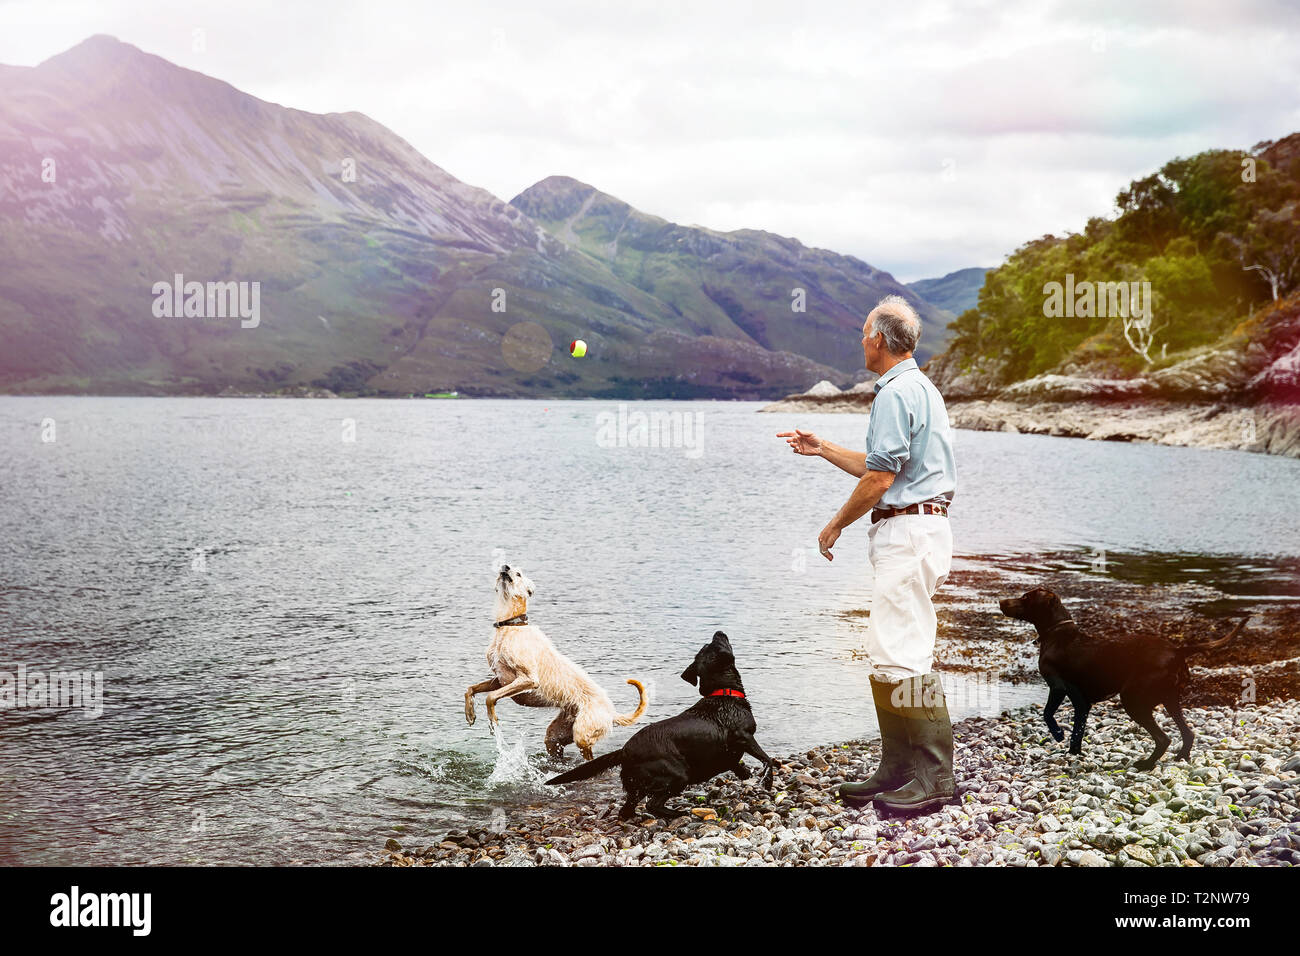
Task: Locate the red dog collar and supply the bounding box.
[709,689,745,699]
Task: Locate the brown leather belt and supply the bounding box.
[872,502,949,523]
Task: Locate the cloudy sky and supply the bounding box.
[2,0,1297,281]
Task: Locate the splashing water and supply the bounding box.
[393,754,451,781]
[485,726,550,788]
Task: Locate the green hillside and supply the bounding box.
[940,135,1300,385]
[510,177,952,372]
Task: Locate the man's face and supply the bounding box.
[862,314,883,372]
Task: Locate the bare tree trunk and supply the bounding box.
[1122,314,1158,365]
[1244,263,1282,302]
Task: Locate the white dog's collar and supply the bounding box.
[494,614,529,628]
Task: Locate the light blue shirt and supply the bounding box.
[864,358,957,510]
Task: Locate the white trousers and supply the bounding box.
[864,514,953,681]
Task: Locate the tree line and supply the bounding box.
[946,136,1300,381]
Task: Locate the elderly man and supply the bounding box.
[778,294,957,815]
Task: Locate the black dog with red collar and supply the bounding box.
[548,630,775,819]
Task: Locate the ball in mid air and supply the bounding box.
[569,339,587,358]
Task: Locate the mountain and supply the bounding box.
[509,177,952,372]
[0,36,859,398]
[907,267,989,318]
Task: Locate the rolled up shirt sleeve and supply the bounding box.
[865,387,912,473]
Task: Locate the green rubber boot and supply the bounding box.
[873,673,956,815]
[839,677,913,807]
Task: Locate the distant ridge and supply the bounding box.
[907,267,990,317]
[511,176,953,371]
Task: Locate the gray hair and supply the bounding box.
[868,295,922,354]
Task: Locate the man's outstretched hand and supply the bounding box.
[818,522,841,561]
[778,429,822,456]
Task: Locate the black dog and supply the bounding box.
[999,587,1248,771]
[546,631,775,819]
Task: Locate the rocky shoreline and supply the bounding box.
[898,554,1300,705]
[946,397,1300,457]
[380,552,1300,867]
[760,388,1300,459]
[379,699,1300,868]
[761,293,1300,458]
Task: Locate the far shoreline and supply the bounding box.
[9,391,1298,459]
[760,391,1300,460]
[0,391,777,402]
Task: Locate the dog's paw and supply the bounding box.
[465,703,477,725]
[1048,726,1064,742]
[1131,759,1157,773]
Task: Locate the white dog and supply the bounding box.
[464,564,649,759]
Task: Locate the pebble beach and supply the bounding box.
[380,698,1300,868]
[379,553,1300,868]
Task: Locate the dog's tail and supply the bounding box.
[613,678,649,726]
[547,749,623,786]
[1181,616,1250,656]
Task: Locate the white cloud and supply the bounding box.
[1,0,1296,280]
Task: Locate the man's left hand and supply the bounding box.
[818,522,841,561]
